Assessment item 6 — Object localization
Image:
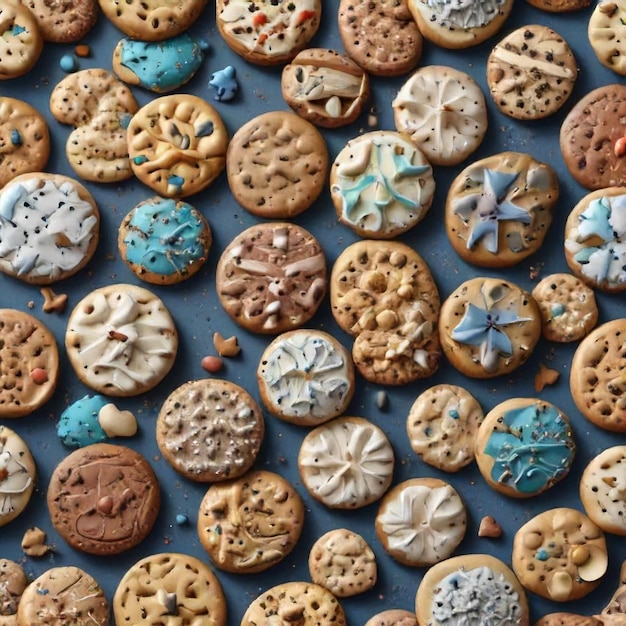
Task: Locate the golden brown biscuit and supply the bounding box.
[589,2,626,76]
[0,559,27,624]
[526,0,589,10]
[23,0,97,43]
[0,2,42,80]
[365,610,418,626]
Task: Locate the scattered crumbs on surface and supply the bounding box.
[153,455,160,462]
[40,287,68,313]
[59,54,79,73]
[74,44,90,57]
[175,514,188,525]
[367,113,378,128]
[21,527,52,557]
[535,363,560,392]
[529,263,543,280]
[213,332,241,357]
[201,355,223,373]
[278,456,287,464]
[478,516,503,538]
[376,390,388,409]
[27,300,34,309]
[163,536,172,545]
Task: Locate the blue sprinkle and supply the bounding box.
[133,155,148,165]
[119,113,133,129]
[37,588,49,595]
[175,514,188,525]
[535,549,549,561]
[10,130,22,146]
[167,174,184,187]
[10,25,25,36]
[448,409,460,419]
[198,39,210,52]
[60,54,79,73]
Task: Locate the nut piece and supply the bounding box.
[535,363,560,392]
[40,287,68,313]
[21,527,52,557]
[212,332,240,357]
[478,516,503,538]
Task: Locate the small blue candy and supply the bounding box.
[60,54,79,73]
[10,130,22,146]
[175,514,188,525]
[209,66,238,102]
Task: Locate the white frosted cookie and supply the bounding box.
[375,477,466,567]
[589,1,626,76]
[298,416,394,509]
[393,66,488,166]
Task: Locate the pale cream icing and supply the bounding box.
[0,435,33,521]
[420,0,505,29]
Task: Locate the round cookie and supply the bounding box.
[487,25,577,120]
[47,443,160,555]
[0,173,99,285]
[393,66,488,166]
[298,416,394,510]
[216,223,327,334]
[532,273,598,342]
[118,196,211,285]
[0,426,35,528]
[406,384,483,473]
[156,378,264,482]
[0,559,27,623]
[330,239,441,385]
[330,131,435,239]
[0,97,49,187]
[512,507,608,601]
[535,615,602,626]
[65,283,178,397]
[415,554,530,626]
[216,0,321,66]
[226,111,328,219]
[0,1,42,80]
[22,0,97,43]
[197,469,304,574]
[439,277,541,379]
[127,94,228,198]
[445,152,559,267]
[375,477,466,568]
[475,398,576,499]
[526,0,590,11]
[308,528,377,597]
[589,2,626,76]
[365,610,418,626]
[113,553,226,626]
[337,0,423,76]
[580,446,626,536]
[257,329,355,427]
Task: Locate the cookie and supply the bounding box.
[526,0,590,11]
[375,477,466,568]
[532,273,598,342]
[22,0,97,43]
[512,507,608,601]
[47,443,160,555]
[298,416,394,509]
[415,554,529,626]
[445,152,559,267]
[226,111,328,219]
[216,223,327,334]
[487,25,577,120]
[535,616,601,626]
[338,0,422,76]
[118,196,211,285]
[0,559,27,624]
[216,0,321,66]
[0,97,50,187]
[308,528,377,597]
[393,66,488,166]
[156,378,264,482]
[330,240,441,385]
[65,284,178,397]
[197,469,304,574]
[0,310,58,418]
[564,188,626,293]
[0,173,99,285]
[439,277,541,378]
[113,553,227,626]
[257,329,355,427]
[0,1,42,80]
[589,2,626,76]
[580,445,626,536]
[127,94,228,198]
[601,559,626,619]
[0,426,35,528]
[330,131,435,239]
[474,398,576,498]
[365,610,418,626]
[406,384,483,473]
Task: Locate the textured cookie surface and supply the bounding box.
[0,426,35,528]
[23,0,98,42]
[0,1,42,79]
[0,559,27,622]
[365,609,418,626]
[526,0,589,10]
[589,2,626,75]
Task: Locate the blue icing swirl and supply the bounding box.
[57,395,108,448]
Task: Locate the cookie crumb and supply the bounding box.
[376,390,388,410]
[534,363,560,392]
[41,287,68,313]
[213,332,240,357]
[202,355,223,373]
[27,300,34,309]
[74,44,91,57]
[478,516,502,538]
[529,265,541,280]
[21,527,52,557]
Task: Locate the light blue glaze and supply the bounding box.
[8,25,25,36]
[57,395,108,448]
[209,66,238,102]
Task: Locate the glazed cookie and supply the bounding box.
[257,329,355,427]
[216,0,321,66]
[0,1,42,80]
[376,477,466,568]
[156,378,264,482]
[65,284,178,397]
[128,94,228,198]
[487,25,577,120]
[0,309,58,418]
[532,273,598,342]
[445,152,559,268]
[439,277,541,379]
[0,173,99,285]
[0,426,35,528]
[22,0,97,43]
[216,223,327,334]
[118,196,211,285]
[0,97,49,187]
[114,553,226,626]
[298,416,394,510]
[393,66,488,166]
[415,554,529,626]
[308,528,377,597]
[475,398,576,499]
[281,48,370,128]
[365,610,418,626]
[589,2,626,76]
[47,443,160,555]
[330,131,435,239]
[226,111,328,219]
[406,384,483,473]
[512,507,608,601]
[198,470,304,574]
[338,0,422,76]
[580,446,626,536]
[526,0,590,10]
[330,240,441,385]
[0,559,27,623]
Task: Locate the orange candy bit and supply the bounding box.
[30,368,49,385]
[253,12,267,27]
[615,137,626,158]
[297,10,315,24]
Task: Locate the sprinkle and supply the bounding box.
[30,368,48,385]
[119,113,133,129]
[201,355,223,374]
[175,514,188,525]
[376,390,388,410]
[37,588,49,595]
[449,409,460,419]
[10,130,22,146]
[133,155,148,165]
[535,548,549,561]
[74,44,91,57]
[59,54,79,73]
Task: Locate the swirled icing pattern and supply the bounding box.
[422,0,506,28]
[0,439,32,519]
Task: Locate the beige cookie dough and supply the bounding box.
[0,559,27,624]
[0,1,43,80]
[589,1,626,76]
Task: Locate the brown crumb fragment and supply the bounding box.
[213,332,240,357]
[21,527,52,557]
[478,516,502,538]
[534,363,560,392]
[40,287,68,313]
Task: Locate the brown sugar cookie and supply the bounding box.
[226,111,328,219]
[512,507,608,602]
[445,152,559,267]
[0,559,27,623]
[22,0,97,43]
[589,2,626,76]
[526,0,590,11]
[0,426,35,528]
[365,610,417,626]
[0,1,42,80]
[439,277,541,379]
[330,239,441,385]
[197,469,304,574]
[535,616,602,626]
